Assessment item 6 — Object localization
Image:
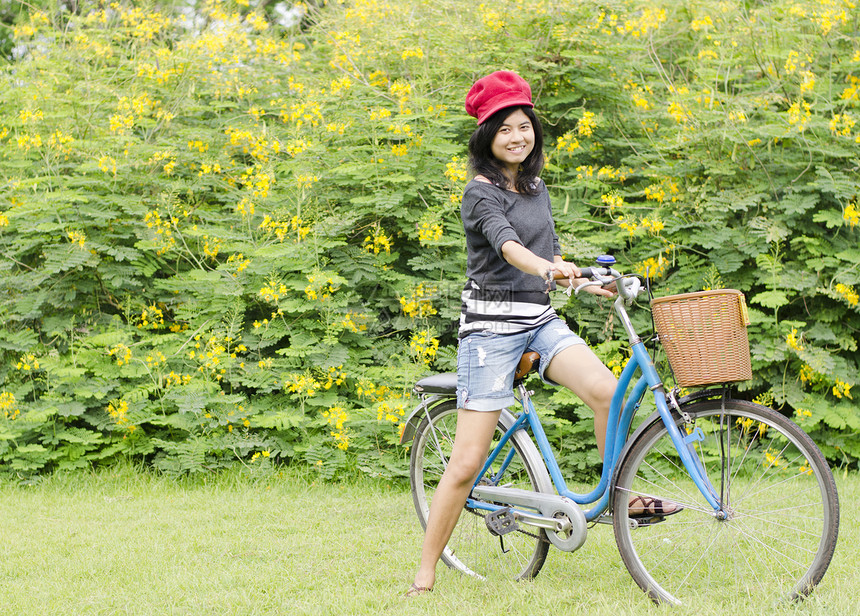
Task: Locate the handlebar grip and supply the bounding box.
[551,267,610,280]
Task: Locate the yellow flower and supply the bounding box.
[401,47,424,61]
[109,113,134,135]
[48,130,74,154]
[400,283,438,318]
[98,155,117,176]
[555,131,581,154]
[667,101,689,123]
[369,108,392,121]
[829,113,856,137]
[835,283,859,306]
[138,305,165,329]
[640,218,665,235]
[832,379,853,400]
[285,372,321,397]
[618,217,638,236]
[786,328,803,352]
[304,274,336,301]
[787,100,812,132]
[16,353,39,371]
[843,201,859,227]
[16,134,43,151]
[259,278,287,303]
[67,229,87,249]
[107,399,131,428]
[690,15,713,31]
[409,329,439,366]
[635,254,668,279]
[341,312,368,333]
[202,235,222,260]
[799,363,818,384]
[577,111,597,137]
[1,391,20,420]
[109,344,132,366]
[417,221,443,244]
[363,225,392,255]
[295,174,320,189]
[19,109,44,124]
[323,405,350,450]
[800,71,815,95]
[601,194,624,209]
[145,350,166,367]
[444,156,467,183]
[329,75,353,94]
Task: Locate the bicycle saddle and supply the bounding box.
[414,372,457,394]
[514,351,540,381]
[413,352,541,396]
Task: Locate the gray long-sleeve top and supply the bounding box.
[460,178,562,296]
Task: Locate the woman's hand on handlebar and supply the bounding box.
[544,259,581,289]
[547,260,616,298]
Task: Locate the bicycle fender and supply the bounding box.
[400,395,451,445]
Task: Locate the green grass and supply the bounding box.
[0,465,857,616]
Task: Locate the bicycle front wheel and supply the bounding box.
[409,400,551,581]
[613,398,839,606]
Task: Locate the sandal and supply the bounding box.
[405,583,433,598]
[628,495,683,519]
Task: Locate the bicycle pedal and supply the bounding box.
[485,506,519,536]
[630,515,667,528]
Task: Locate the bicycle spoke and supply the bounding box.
[613,400,838,606]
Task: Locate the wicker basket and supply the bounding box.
[650,289,752,387]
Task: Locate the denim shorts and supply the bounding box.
[456,317,585,411]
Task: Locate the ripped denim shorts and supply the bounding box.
[456,317,585,412]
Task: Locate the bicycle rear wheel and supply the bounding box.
[409,400,550,581]
[613,398,839,606]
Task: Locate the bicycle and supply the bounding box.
[400,257,839,606]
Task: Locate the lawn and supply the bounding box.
[1,465,856,616]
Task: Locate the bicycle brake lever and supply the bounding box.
[572,280,604,296]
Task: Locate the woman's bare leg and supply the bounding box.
[544,344,616,457]
[411,408,502,591]
[545,344,678,515]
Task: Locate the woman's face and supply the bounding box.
[490,108,535,176]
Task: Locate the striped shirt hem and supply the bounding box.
[458,283,557,337]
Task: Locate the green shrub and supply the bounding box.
[1,0,857,479]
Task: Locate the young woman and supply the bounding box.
[406,71,674,597]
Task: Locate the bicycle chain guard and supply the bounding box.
[472,485,588,552]
[485,506,519,536]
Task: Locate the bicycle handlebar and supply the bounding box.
[552,266,642,303]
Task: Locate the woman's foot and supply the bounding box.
[405,583,433,598]
[628,495,682,519]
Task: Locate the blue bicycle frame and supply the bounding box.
[467,291,722,523]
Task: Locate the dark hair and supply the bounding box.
[468,105,544,195]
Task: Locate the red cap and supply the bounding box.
[465,71,533,125]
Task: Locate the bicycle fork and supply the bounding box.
[634,341,722,513]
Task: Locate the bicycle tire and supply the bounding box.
[409,399,551,581]
[612,398,839,606]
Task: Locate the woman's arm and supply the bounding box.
[500,241,615,298]
[500,240,580,281]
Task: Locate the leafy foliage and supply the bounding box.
[0,0,857,479]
